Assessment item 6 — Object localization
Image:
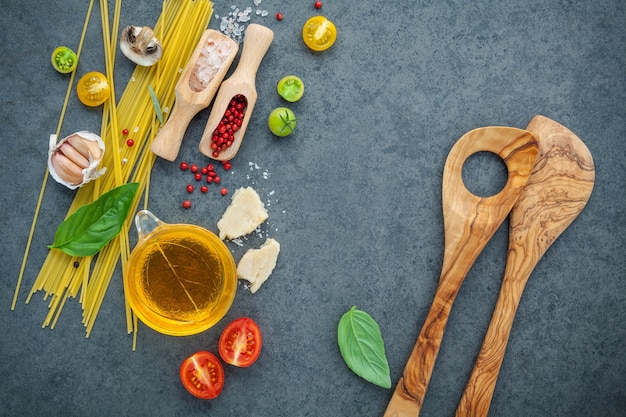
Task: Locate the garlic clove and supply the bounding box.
[50,153,84,186]
[48,131,107,190]
[67,133,103,160]
[120,25,163,67]
[59,142,90,168]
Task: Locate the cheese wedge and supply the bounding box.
[237,238,280,293]
[217,187,269,240]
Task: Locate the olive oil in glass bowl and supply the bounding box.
[125,210,237,336]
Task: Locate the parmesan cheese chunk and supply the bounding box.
[237,238,280,293]
[217,187,269,240]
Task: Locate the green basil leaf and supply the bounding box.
[338,306,391,388]
[148,85,163,124]
[48,182,139,257]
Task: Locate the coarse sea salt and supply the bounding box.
[217,1,269,41]
[188,38,235,92]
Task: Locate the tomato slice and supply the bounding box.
[51,46,78,74]
[76,71,110,107]
[277,75,304,102]
[219,317,262,367]
[302,16,337,51]
[179,351,225,399]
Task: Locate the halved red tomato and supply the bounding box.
[218,317,262,367]
[179,351,224,399]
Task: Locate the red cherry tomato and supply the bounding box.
[179,351,224,399]
[218,317,262,367]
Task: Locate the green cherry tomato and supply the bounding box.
[277,75,304,102]
[268,107,297,137]
[51,46,78,74]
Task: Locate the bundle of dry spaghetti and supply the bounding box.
[13,0,214,346]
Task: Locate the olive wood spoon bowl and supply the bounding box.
[150,30,239,161]
[198,24,274,161]
[454,115,595,417]
[384,126,539,417]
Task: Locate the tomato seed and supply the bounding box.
[122,128,129,135]
[180,162,189,171]
[314,1,322,9]
[186,184,194,193]
[182,200,192,209]
[200,186,208,193]
[214,176,221,184]
[220,187,228,196]
[190,164,199,173]
[276,12,283,20]
[194,173,202,181]
[126,138,135,147]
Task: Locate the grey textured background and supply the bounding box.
[1,1,625,416]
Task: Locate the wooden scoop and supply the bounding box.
[455,116,595,417]
[198,24,274,161]
[150,29,238,161]
[384,127,539,417]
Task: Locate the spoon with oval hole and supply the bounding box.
[150,29,238,161]
[198,24,274,161]
[384,127,539,417]
[454,115,595,417]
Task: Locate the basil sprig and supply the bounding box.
[48,182,139,257]
[338,306,391,388]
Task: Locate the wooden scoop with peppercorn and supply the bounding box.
[198,24,274,161]
[151,30,238,161]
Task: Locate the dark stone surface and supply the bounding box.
[1,1,624,416]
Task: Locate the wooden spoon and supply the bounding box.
[150,29,239,161]
[198,24,274,161]
[454,115,595,417]
[384,127,539,417]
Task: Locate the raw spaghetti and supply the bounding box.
[13,0,214,349]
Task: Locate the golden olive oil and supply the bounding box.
[135,229,224,322]
[126,214,237,336]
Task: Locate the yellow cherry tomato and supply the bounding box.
[76,71,110,107]
[302,16,337,52]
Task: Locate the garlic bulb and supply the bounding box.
[48,131,106,189]
[120,25,163,67]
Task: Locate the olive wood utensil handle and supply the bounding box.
[384,127,539,417]
[454,115,595,417]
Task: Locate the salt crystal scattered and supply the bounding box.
[261,10,268,17]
